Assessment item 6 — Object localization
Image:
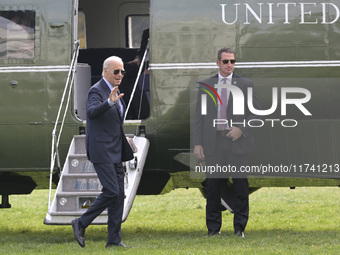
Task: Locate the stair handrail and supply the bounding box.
[47,41,80,212]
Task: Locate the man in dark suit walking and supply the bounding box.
[193,48,261,238]
[72,56,134,248]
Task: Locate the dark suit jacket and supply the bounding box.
[193,73,261,156]
[86,78,134,164]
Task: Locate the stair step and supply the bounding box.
[62,174,102,192]
[73,135,86,154]
[68,154,95,174]
[56,192,103,212]
[44,213,108,225]
[48,211,108,216]
[56,191,102,196]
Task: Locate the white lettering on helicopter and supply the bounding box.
[221,2,340,25]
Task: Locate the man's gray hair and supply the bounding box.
[102,56,123,75]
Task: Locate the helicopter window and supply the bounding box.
[0,10,35,59]
[126,15,149,48]
[77,10,87,49]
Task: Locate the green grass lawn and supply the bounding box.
[0,187,339,254]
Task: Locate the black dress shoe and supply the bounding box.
[208,230,221,236]
[106,242,133,248]
[234,230,245,238]
[71,218,85,248]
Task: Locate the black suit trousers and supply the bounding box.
[205,136,249,233]
[79,163,125,244]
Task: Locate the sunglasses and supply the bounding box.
[221,59,236,64]
[113,69,126,75]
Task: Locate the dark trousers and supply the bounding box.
[205,136,249,232]
[79,163,125,245]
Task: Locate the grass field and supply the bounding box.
[0,187,339,254]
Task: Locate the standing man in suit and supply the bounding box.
[72,56,134,248]
[193,48,261,238]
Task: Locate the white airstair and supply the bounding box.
[44,134,149,225]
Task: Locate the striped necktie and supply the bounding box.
[219,78,228,130]
[116,90,123,118]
